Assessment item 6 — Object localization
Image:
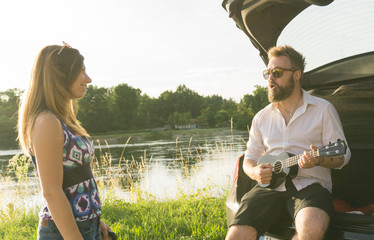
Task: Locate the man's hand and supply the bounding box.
[250,163,273,184]
[100,220,112,240]
[299,145,321,169]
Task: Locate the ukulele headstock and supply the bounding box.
[319,139,347,157]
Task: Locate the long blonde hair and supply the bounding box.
[18,44,89,153]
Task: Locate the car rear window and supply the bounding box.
[277,0,374,72]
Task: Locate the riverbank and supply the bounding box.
[90,127,248,146]
[0,194,228,239]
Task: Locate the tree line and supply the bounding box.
[0,84,269,149]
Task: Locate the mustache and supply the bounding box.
[269,81,278,87]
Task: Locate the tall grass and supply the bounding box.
[0,195,227,240]
[0,203,38,240]
[0,131,246,239]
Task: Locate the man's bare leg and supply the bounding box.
[292,207,330,240]
[226,225,257,240]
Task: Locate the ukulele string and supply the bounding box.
[282,150,318,168]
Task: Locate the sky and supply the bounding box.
[0,0,266,102]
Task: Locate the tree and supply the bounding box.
[111,84,141,130]
[156,85,204,126]
[235,85,268,130]
[0,89,22,149]
[173,85,203,118]
[135,94,165,129]
[221,98,238,119]
[244,85,269,114]
[0,83,269,149]
[203,95,223,113]
[215,110,227,127]
[157,90,175,123]
[197,107,216,128]
[77,86,113,133]
[216,98,238,127]
[170,111,192,129]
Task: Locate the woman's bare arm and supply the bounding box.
[32,112,83,240]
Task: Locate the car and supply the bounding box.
[222,0,374,239]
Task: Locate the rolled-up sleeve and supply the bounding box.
[322,102,351,169]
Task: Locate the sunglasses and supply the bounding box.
[57,41,72,55]
[263,67,298,79]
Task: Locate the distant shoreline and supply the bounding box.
[0,127,248,157]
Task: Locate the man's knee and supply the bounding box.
[226,225,257,240]
[294,207,330,239]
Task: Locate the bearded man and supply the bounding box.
[226,45,351,240]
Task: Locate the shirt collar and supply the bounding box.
[302,89,317,107]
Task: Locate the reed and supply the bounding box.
[0,135,241,205]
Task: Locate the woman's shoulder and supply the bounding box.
[33,112,63,136]
[31,112,65,153]
[35,111,60,125]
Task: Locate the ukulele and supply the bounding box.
[257,139,347,188]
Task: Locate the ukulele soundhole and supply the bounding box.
[273,160,283,174]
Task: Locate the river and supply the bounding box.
[0,129,248,210]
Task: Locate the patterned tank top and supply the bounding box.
[32,119,102,222]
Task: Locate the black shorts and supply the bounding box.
[230,182,333,236]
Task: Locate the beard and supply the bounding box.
[268,75,295,102]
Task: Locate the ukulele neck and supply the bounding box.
[285,150,319,168]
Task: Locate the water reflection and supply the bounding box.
[138,151,243,201]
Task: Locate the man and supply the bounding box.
[226,45,351,240]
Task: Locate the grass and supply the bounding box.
[0,203,39,240]
[101,195,227,240]
[0,195,227,240]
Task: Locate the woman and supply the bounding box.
[18,42,111,240]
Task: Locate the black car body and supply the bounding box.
[222,0,374,239]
